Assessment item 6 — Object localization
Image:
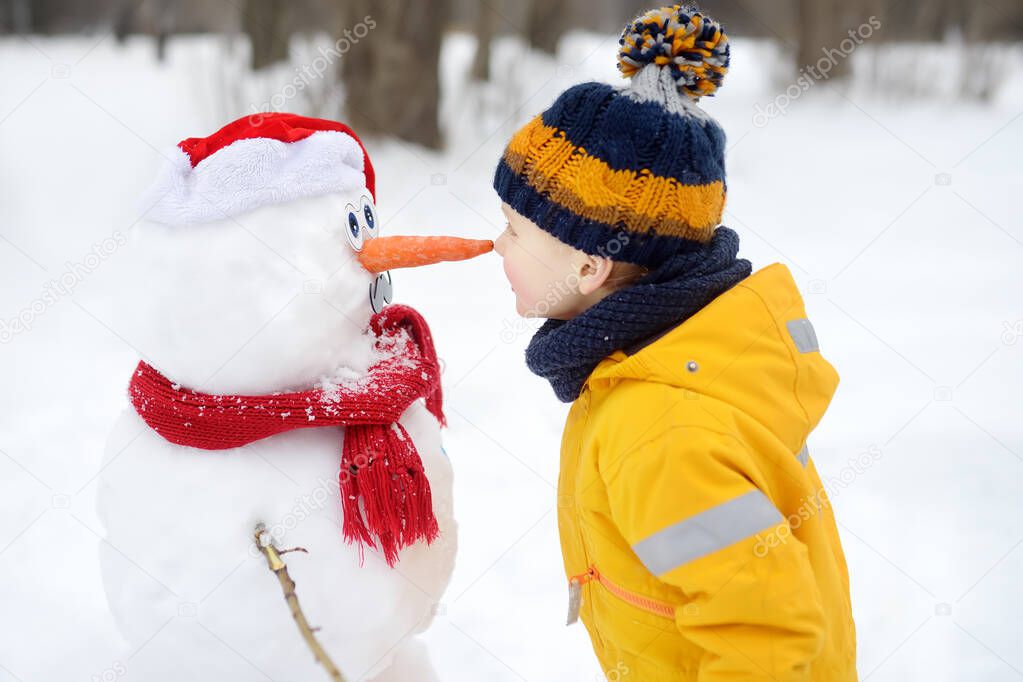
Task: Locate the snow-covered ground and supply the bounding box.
[1,27,1021,682]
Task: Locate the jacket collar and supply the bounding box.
[586,263,840,451]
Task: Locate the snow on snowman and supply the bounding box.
[96,113,492,681]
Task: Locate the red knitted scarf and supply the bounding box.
[128,304,446,567]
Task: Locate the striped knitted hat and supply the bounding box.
[493,4,730,267]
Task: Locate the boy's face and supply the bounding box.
[494,203,609,320]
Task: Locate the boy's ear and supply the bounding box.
[575,254,614,296]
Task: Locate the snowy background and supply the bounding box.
[2,25,1022,682]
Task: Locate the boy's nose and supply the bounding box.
[357,235,493,274]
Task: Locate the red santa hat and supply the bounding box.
[143,113,376,225]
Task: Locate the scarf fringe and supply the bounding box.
[340,422,440,567]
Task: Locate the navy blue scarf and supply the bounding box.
[525,226,752,402]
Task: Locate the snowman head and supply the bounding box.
[123,114,490,395]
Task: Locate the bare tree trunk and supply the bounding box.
[525,0,568,55]
[340,0,446,150]
[470,0,496,81]
[243,0,289,71]
[113,0,134,44]
[152,0,177,62]
[28,0,59,33]
[3,0,33,34]
[960,0,1002,101]
[795,0,852,81]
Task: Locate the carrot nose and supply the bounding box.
[357,235,494,273]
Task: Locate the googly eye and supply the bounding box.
[361,196,378,237]
[344,203,364,251]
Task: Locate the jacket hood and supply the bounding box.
[586,263,839,453]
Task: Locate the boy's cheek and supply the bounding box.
[501,258,519,292]
[502,254,531,294]
[502,258,540,315]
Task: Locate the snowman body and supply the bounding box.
[96,186,456,681]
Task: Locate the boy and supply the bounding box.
[492,5,857,680]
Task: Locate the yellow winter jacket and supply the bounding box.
[558,262,857,681]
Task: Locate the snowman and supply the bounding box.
[96,113,491,681]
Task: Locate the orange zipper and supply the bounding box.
[567,564,675,624]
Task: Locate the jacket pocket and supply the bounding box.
[568,564,675,623]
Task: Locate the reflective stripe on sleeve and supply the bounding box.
[786,317,820,353]
[631,490,784,576]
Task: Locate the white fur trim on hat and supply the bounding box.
[141,130,366,225]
